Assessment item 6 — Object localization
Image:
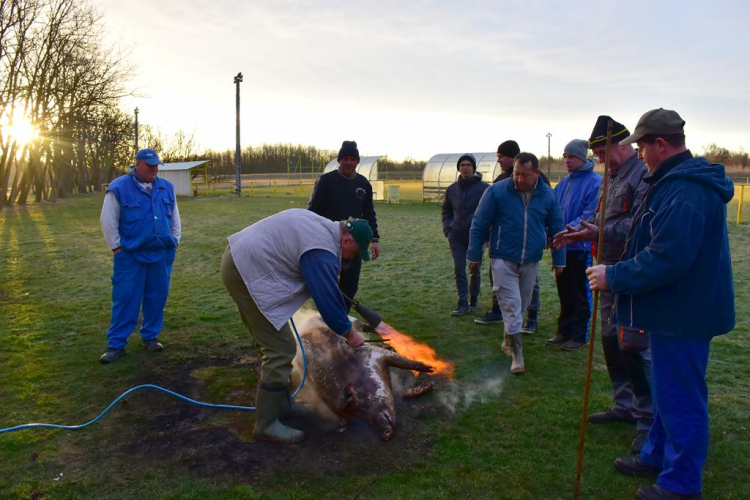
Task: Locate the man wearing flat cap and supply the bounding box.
[475,140,550,333]
[99,148,181,364]
[586,109,735,500]
[222,209,372,444]
[554,115,653,455]
[309,140,380,309]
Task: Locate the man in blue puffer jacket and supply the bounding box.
[587,109,735,500]
[549,140,601,351]
[442,153,489,316]
[468,152,566,375]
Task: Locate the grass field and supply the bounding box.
[0,193,748,499]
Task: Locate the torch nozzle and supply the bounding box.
[343,294,383,330]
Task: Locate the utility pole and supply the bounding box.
[234,72,243,197]
[134,107,139,154]
[546,132,552,179]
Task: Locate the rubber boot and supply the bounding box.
[501,333,512,357]
[509,334,525,375]
[254,384,305,444]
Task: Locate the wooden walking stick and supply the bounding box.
[573,120,614,499]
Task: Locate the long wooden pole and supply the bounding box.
[573,120,614,499]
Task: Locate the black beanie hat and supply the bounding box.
[456,153,477,172]
[497,140,520,158]
[338,140,360,162]
[588,116,629,148]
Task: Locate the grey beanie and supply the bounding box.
[564,139,589,162]
[456,153,477,172]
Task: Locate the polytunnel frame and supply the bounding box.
[422,152,502,201]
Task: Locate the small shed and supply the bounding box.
[422,152,501,201]
[158,160,210,196]
[323,156,382,181]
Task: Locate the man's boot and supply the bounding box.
[521,309,538,334]
[254,384,305,444]
[501,333,512,356]
[509,334,525,375]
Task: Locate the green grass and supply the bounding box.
[0,193,748,499]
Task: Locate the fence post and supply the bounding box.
[738,185,745,224]
[273,180,278,196]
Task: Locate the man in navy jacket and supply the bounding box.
[587,109,735,500]
[469,153,565,375]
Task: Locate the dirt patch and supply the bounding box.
[117,357,444,489]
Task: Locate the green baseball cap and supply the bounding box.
[345,219,373,261]
[620,108,685,145]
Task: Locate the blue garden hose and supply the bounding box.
[0,318,308,435]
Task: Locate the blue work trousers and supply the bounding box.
[106,250,175,349]
[640,333,711,495]
[448,234,480,306]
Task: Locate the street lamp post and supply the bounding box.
[134,107,139,154]
[546,132,552,179]
[234,72,243,197]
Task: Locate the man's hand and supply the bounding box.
[469,261,481,271]
[112,247,121,256]
[552,266,564,278]
[553,221,599,250]
[586,265,609,291]
[371,242,381,260]
[343,328,365,347]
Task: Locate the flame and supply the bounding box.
[376,322,455,379]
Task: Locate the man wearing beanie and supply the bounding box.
[476,140,550,335]
[547,140,601,351]
[309,141,380,309]
[587,109,734,500]
[441,153,488,315]
[553,115,652,455]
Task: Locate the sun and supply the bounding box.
[1,111,38,148]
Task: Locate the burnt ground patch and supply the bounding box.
[104,356,445,492]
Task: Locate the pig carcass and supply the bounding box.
[290,316,433,441]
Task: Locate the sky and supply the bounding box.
[99,0,750,161]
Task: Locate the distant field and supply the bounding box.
[0,194,748,499]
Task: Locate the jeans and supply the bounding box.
[448,234,480,306]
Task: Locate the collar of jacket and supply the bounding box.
[645,150,693,185]
[611,151,640,179]
[569,159,595,178]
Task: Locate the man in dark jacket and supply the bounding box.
[587,109,735,500]
[476,141,550,331]
[309,141,380,309]
[548,139,601,351]
[441,153,489,315]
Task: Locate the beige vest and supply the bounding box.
[228,209,341,330]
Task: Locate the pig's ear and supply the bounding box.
[340,382,357,412]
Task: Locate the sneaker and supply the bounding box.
[636,484,703,500]
[589,407,638,425]
[521,318,537,334]
[468,300,478,312]
[614,456,661,478]
[631,429,649,454]
[142,339,164,352]
[474,310,503,325]
[451,305,470,317]
[560,340,587,351]
[546,335,568,346]
[100,349,125,364]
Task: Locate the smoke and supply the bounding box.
[433,376,505,415]
[392,371,505,415]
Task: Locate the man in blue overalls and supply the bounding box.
[99,149,181,363]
